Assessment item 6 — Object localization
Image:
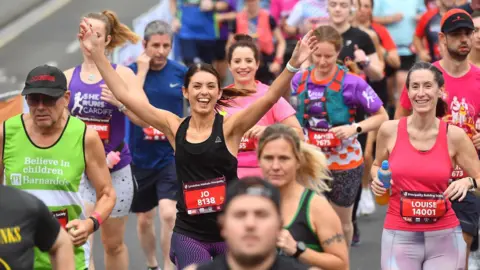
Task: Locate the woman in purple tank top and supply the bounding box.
[64,10,147,270]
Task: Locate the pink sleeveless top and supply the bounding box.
[384,117,459,231]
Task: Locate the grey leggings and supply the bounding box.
[381,226,466,270]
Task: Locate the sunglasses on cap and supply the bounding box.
[26,94,62,107]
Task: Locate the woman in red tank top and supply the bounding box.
[371,62,480,270]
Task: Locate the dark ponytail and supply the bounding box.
[405,61,447,118]
[436,98,448,118]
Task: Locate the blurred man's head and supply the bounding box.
[472,11,480,51]
[438,0,456,10]
[143,20,173,70]
[439,9,474,61]
[220,177,282,268]
[22,65,69,129]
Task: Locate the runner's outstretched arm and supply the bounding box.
[225,31,319,141]
[78,22,180,146]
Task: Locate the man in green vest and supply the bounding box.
[0,64,117,270]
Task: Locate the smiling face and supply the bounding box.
[229,46,260,84]
[183,70,222,115]
[407,69,443,114]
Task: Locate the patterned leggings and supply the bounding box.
[381,226,466,270]
[169,232,227,269]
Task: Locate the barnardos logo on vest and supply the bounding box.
[10,157,72,187]
[71,92,113,116]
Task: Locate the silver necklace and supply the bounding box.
[87,74,96,81]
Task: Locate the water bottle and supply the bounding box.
[375,160,391,205]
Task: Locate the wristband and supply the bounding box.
[91,211,103,225]
[89,216,100,232]
[286,62,300,73]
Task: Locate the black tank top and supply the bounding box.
[173,113,238,242]
[285,189,322,252]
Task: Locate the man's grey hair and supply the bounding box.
[144,20,173,41]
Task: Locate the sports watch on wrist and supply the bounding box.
[468,177,478,192]
[292,241,306,258]
[353,123,362,134]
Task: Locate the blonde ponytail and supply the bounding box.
[85,10,140,52]
[297,142,332,194]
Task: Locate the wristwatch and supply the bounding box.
[468,177,478,192]
[292,241,307,258]
[358,57,371,69]
[353,123,362,134]
[89,216,100,232]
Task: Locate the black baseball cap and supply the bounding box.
[22,65,67,97]
[225,177,281,212]
[441,8,475,33]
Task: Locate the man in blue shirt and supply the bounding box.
[128,20,187,270]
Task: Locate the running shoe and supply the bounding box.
[359,188,376,216]
[351,222,361,246]
[469,249,480,270]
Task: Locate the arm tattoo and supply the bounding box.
[321,233,345,246]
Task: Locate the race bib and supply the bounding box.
[400,191,447,224]
[239,137,257,152]
[84,119,111,140]
[183,176,226,216]
[143,126,168,141]
[52,209,68,229]
[451,165,465,180]
[307,129,341,149]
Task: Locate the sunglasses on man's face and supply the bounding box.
[26,94,62,107]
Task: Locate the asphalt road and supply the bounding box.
[91,206,386,270]
[0,1,386,269]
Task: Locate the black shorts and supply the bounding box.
[385,54,417,76]
[131,161,179,213]
[214,39,227,61]
[179,38,216,65]
[451,192,480,237]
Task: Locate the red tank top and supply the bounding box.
[384,118,459,231]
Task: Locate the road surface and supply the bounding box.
[0,1,386,269]
[90,206,386,269]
